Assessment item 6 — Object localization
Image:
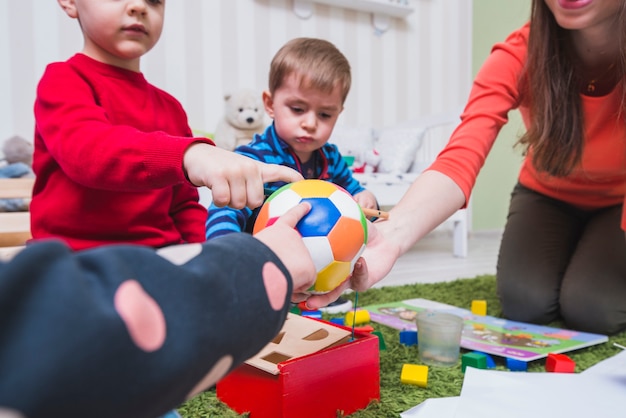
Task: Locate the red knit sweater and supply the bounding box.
[429,23,626,230]
[31,54,212,250]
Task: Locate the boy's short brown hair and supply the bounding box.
[268,38,351,104]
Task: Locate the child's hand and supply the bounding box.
[183,143,304,209]
[254,203,316,301]
[354,190,378,210]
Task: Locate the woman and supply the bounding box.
[311,0,626,336]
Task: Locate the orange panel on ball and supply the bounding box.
[253,204,271,234]
[327,218,366,261]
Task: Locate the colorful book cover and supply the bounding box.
[363,298,608,362]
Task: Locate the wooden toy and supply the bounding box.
[462,352,488,373]
[399,329,418,346]
[471,299,487,316]
[217,314,380,418]
[545,353,576,373]
[506,357,528,371]
[372,331,386,351]
[345,309,370,326]
[400,364,428,387]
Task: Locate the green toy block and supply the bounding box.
[372,331,386,351]
[400,364,428,387]
[462,352,488,373]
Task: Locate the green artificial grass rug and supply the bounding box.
[177,274,626,417]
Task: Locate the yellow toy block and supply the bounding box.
[400,364,428,387]
[345,309,370,327]
[471,300,487,316]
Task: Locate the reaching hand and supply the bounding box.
[253,203,317,301]
[305,219,401,310]
[183,143,303,209]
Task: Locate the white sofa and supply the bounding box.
[331,110,469,258]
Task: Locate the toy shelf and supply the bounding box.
[293,0,414,32]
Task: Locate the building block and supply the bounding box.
[399,329,418,346]
[473,351,496,368]
[354,325,375,333]
[344,309,370,326]
[545,353,576,373]
[400,364,428,387]
[217,316,380,418]
[329,317,345,326]
[301,310,322,319]
[372,331,386,351]
[461,352,488,373]
[471,300,487,316]
[506,357,528,372]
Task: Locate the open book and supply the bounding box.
[363,298,608,362]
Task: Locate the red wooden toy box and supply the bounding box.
[216,321,380,418]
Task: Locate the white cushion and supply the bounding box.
[329,125,376,162]
[374,127,425,174]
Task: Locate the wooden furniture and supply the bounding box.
[0,177,34,247]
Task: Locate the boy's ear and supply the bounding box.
[58,0,78,18]
[262,90,275,119]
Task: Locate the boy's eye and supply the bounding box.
[320,112,332,119]
[147,0,163,5]
[290,106,304,113]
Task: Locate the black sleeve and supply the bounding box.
[0,234,292,418]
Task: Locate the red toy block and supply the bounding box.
[545,353,576,373]
[217,322,380,418]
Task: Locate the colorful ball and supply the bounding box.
[253,179,368,294]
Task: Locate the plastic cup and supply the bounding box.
[416,311,464,367]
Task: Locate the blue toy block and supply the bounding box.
[301,310,322,319]
[329,317,345,326]
[506,357,528,372]
[399,329,418,346]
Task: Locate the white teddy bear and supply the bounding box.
[213,88,266,151]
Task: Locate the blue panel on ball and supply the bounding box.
[297,197,341,237]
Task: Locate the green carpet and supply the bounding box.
[178,275,626,417]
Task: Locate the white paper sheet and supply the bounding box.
[455,366,626,418]
[399,347,626,418]
[399,397,460,418]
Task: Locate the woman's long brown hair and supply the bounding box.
[517,0,626,177]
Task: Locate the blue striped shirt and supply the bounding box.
[205,123,366,240]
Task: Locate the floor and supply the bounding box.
[372,229,503,288]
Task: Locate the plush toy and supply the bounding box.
[352,149,381,174]
[213,89,266,151]
[2,135,33,167]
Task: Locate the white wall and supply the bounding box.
[0,0,472,148]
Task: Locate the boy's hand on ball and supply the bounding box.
[183,143,303,209]
[254,202,317,300]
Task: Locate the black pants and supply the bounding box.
[496,183,626,335]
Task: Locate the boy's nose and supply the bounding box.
[128,0,148,15]
[301,112,317,130]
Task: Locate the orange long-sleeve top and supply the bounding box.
[429,23,626,230]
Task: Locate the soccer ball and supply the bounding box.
[253,179,368,294]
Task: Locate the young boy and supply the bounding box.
[205,37,378,313]
[31,0,302,251]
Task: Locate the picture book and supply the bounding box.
[362,298,608,362]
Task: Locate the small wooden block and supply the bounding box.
[545,353,576,373]
[462,352,488,373]
[400,364,428,387]
[471,300,487,316]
